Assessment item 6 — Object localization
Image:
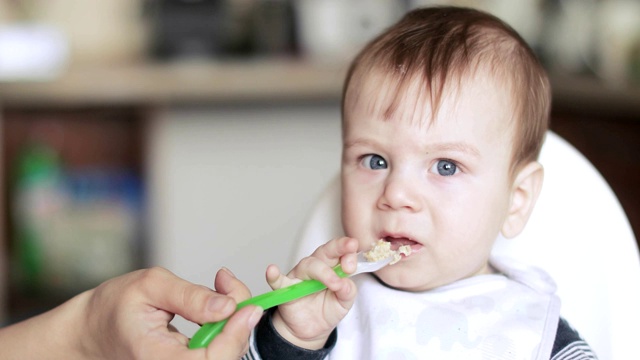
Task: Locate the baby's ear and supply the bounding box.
[501,161,544,239]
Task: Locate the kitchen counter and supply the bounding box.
[1,59,639,117]
[0,60,348,108]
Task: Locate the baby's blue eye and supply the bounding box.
[363,154,387,170]
[433,160,458,176]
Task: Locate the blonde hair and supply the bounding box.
[342,6,551,173]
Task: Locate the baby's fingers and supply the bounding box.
[266,264,300,290]
[289,256,346,292]
[312,237,359,265]
[268,258,342,293]
[333,278,358,307]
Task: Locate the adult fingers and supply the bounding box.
[138,267,236,325]
[206,305,263,359]
[214,267,252,303]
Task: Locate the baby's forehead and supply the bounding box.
[344,66,516,127]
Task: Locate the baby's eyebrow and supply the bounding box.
[427,142,480,158]
[343,138,377,149]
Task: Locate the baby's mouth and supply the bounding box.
[383,236,420,251]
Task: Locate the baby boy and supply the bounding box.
[245,6,597,360]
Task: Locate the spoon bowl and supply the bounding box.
[354,251,395,274]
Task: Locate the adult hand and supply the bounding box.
[0,267,262,360]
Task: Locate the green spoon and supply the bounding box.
[188,252,395,349]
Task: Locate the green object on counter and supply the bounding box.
[12,142,62,293]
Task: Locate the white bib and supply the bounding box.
[328,257,561,360]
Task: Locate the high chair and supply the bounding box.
[292,131,640,359]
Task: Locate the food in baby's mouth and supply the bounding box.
[398,244,412,257]
[363,239,412,265]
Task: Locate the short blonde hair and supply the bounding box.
[342,6,551,173]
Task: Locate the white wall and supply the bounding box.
[146,104,342,335]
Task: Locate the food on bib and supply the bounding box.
[363,239,412,265]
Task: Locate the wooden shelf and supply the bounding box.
[2,60,639,116]
[550,73,640,119]
[0,60,348,108]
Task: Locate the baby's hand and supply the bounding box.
[267,237,359,350]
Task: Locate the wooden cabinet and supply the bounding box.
[549,74,640,242]
[1,106,147,323]
[551,115,640,242]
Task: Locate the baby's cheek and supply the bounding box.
[341,212,359,235]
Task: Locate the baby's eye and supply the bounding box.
[362,154,388,170]
[431,159,458,176]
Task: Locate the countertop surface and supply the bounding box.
[1,59,639,117]
[0,59,348,107]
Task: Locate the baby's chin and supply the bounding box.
[373,267,441,292]
[375,261,496,291]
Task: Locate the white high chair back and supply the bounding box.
[293,131,640,359]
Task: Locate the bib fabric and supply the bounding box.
[328,257,561,360]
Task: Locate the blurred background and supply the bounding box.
[0,0,638,335]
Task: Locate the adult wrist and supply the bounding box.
[60,290,99,359]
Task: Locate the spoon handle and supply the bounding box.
[188,265,347,349]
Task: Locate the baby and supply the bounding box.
[245,6,596,360]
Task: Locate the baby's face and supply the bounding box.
[341,72,517,291]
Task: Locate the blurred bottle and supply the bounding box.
[594,0,640,85]
[11,140,143,300]
[11,141,65,296]
[540,0,600,76]
[293,0,405,62]
[146,0,225,60]
[250,0,297,57]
